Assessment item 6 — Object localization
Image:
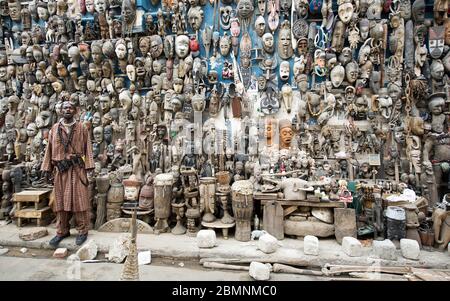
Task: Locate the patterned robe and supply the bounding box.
[41,121,94,212]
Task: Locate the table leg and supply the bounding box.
[222,228,228,240]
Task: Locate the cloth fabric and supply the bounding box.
[41,120,94,212]
[56,210,90,236]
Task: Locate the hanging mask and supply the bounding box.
[295,0,309,18]
[399,0,412,20]
[278,21,294,60]
[428,26,445,59]
[237,0,254,23]
[175,35,190,59]
[255,16,266,37]
[309,0,322,15]
[412,0,425,23]
[188,6,204,32]
[257,0,266,15]
[331,20,346,52]
[359,18,370,40]
[281,84,293,113]
[219,33,231,57]
[164,35,175,59]
[345,61,359,84]
[201,27,212,55]
[292,18,309,40]
[220,6,232,30]
[262,33,275,54]
[279,61,290,81]
[338,0,354,24]
[330,65,345,87]
[240,32,252,68]
[280,0,292,17]
[260,87,280,115]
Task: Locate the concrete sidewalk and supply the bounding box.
[0,222,448,269]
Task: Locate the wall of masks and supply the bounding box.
[0,0,449,233]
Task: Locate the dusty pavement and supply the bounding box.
[0,247,320,281]
[0,222,448,271]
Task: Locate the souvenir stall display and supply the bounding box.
[0,0,448,248]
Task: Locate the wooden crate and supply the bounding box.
[15,206,53,227]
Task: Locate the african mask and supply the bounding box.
[220,6,232,30]
[359,19,370,40]
[126,65,136,82]
[139,36,151,55]
[367,0,382,19]
[37,3,49,21]
[377,88,393,120]
[370,71,381,94]
[219,33,231,57]
[115,40,127,60]
[85,0,95,13]
[434,0,448,25]
[279,119,293,149]
[331,20,346,52]
[281,84,293,113]
[330,65,345,87]
[94,0,108,14]
[338,47,352,65]
[174,35,189,59]
[279,61,290,81]
[262,33,275,54]
[412,0,425,23]
[150,35,164,59]
[260,87,280,115]
[428,26,445,59]
[188,6,204,32]
[237,0,254,21]
[444,51,450,73]
[255,16,266,37]
[445,20,450,46]
[257,0,266,15]
[8,0,20,21]
[399,0,412,20]
[345,61,359,84]
[338,0,353,24]
[430,59,445,81]
[278,21,294,60]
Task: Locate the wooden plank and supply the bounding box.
[15,207,51,219]
[283,206,298,217]
[261,200,345,208]
[263,201,284,239]
[14,190,52,203]
[412,268,450,281]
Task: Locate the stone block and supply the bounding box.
[76,240,98,261]
[19,227,48,241]
[197,230,217,248]
[257,233,278,254]
[372,239,397,260]
[53,248,68,258]
[342,237,363,257]
[0,248,9,256]
[303,235,319,256]
[334,208,357,244]
[400,239,420,260]
[249,262,270,281]
[107,234,130,263]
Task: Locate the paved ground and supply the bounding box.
[0,222,448,270]
[0,249,320,281]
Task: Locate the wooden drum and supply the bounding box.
[154,173,173,221]
[231,180,254,242]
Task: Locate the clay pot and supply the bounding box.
[107,182,124,204]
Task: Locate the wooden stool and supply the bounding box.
[201,220,235,239]
[14,190,53,227]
